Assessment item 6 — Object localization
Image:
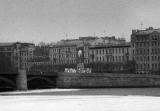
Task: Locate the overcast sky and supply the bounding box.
[0,0,160,43]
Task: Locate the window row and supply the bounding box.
[136,56,160,61]
[136,41,160,47]
[93,56,128,63]
[136,63,160,70]
[91,48,129,55]
[136,36,149,41]
[53,60,77,64]
[136,48,160,55]
[136,42,149,47]
[51,47,77,53]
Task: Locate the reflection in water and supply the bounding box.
[28,79,56,90]
[0,87,14,92]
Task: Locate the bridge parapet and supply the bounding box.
[0,72,18,75]
[27,71,58,76]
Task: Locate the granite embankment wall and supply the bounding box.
[56,73,160,88]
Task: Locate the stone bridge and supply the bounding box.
[0,70,58,91]
[2,71,160,91]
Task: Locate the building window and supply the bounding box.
[103,49,105,54]
[152,64,154,69]
[136,56,139,61]
[102,57,104,62]
[140,64,142,70]
[116,56,118,62]
[96,57,98,62]
[140,56,143,61]
[152,56,154,61]
[143,49,145,54]
[119,48,121,53]
[99,50,101,54]
[136,64,138,70]
[155,64,157,69]
[96,50,98,54]
[158,56,160,61]
[106,50,108,54]
[119,56,121,62]
[112,49,114,54]
[122,48,124,53]
[136,49,139,55]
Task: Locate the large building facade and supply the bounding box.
[131,27,160,74]
[27,45,51,74]
[49,44,90,65]
[49,36,132,72]
[0,42,35,72]
[89,43,133,72]
[49,44,77,65]
[49,36,125,66]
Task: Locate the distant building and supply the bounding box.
[0,42,35,72]
[89,43,132,72]
[131,27,160,74]
[27,45,52,74]
[49,44,91,68]
[56,36,125,47]
[56,36,97,46]
[49,35,130,72]
[49,44,77,65]
[28,45,50,64]
[91,36,125,46]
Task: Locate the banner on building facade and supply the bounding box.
[76,47,84,63]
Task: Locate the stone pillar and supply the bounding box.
[16,69,28,90]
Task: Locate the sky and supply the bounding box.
[0,0,160,44]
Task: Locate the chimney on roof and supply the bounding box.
[147,27,153,30]
[132,30,137,34]
[111,36,115,39]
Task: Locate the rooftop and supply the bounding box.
[89,43,131,49]
[0,42,35,48]
[0,42,15,47]
[132,27,160,35]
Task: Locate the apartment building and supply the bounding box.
[49,44,77,65]
[89,43,132,71]
[131,27,160,74]
[0,42,35,71]
[27,45,51,73]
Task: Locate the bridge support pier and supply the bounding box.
[16,70,28,90]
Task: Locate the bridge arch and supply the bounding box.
[27,76,56,89]
[0,76,16,91]
[0,76,15,87]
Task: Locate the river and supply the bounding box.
[0,88,160,111]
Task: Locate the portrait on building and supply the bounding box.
[76,47,84,63]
